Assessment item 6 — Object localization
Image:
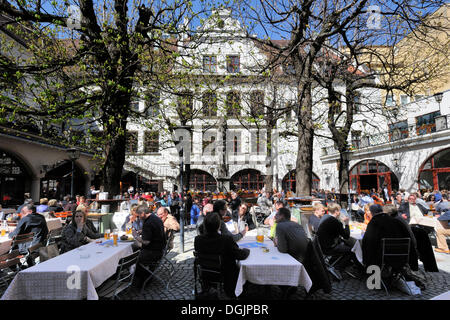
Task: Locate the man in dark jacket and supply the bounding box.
[132,205,166,285]
[362,204,413,268]
[9,204,48,248]
[9,204,48,266]
[316,203,357,271]
[194,212,250,298]
[398,193,428,223]
[274,207,309,263]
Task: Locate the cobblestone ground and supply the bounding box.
[120,228,450,301]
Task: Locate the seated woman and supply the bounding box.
[121,204,142,232]
[194,212,250,298]
[60,210,102,253]
[363,204,372,225]
[236,203,255,232]
[76,204,99,233]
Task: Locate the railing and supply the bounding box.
[322,114,450,156]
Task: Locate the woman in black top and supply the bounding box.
[60,210,102,253]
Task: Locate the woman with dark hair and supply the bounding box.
[60,210,102,253]
[194,212,250,298]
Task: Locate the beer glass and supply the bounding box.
[104,228,110,240]
[113,229,118,246]
[256,228,264,243]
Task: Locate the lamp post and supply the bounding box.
[434,92,446,131]
[434,92,443,111]
[67,147,81,199]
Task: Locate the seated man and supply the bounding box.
[316,202,360,272]
[132,205,166,286]
[264,201,285,226]
[309,202,325,234]
[274,207,309,263]
[398,193,428,224]
[362,204,413,268]
[213,200,247,242]
[434,210,450,254]
[9,204,49,265]
[121,204,143,232]
[9,204,48,246]
[194,212,250,298]
[156,207,180,233]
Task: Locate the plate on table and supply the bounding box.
[119,236,134,242]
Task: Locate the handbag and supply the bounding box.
[39,244,60,262]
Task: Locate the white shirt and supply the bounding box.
[409,203,424,225]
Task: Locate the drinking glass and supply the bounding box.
[104,229,110,240]
[113,229,118,246]
[256,228,264,243]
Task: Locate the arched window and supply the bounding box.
[188,169,217,192]
[349,160,398,194]
[0,150,31,205]
[282,170,320,193]
[418,148,450,191]
[231,169,265,191]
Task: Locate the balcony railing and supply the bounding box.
[322,114,450,156]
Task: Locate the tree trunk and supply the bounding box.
[101,119,127,197]
[295,84,314,196]
[264,127,274,192]
[339,149,350,198]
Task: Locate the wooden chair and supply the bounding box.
[10,232,35,258]
[96,250,140,300]
[6,221,18,227]
[0,250,23,288]
[46,227,64,247]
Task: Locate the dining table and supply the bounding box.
[234,228,312,297]
[1,236,134,300]
[349,221,366,265]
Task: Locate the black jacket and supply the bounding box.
[316,214,350,254]
[9,213,49,251]
[194,232,249,297]
[60,223,102,253]
[398,202,429,223]
[362,213,412,268]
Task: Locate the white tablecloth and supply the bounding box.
[350,230,364,264]
[235,235,312,297]
[1,240,133,300]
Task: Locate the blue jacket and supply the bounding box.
[190,204,201,224]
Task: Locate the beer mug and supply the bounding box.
[113,229,118,246]
[104,229,110,240]
[256,228,264,243]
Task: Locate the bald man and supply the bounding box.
[156,207,180,233]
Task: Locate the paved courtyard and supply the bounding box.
[121,228,450,301]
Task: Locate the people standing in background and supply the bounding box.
[230,191,241,222]
[190,198,201,225]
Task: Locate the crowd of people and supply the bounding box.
[1,184,449,298]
